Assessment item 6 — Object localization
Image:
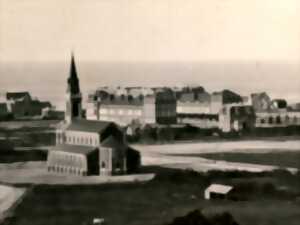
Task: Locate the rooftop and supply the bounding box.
[51,144,97,155]
[205,184,233,194]
[6,92,30,100]
[101,135,124,149]
[66,119,114,134]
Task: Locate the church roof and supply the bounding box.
[65,119,114,134]
[51,144,97,155]
[101,135,124,149]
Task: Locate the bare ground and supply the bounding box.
[133,140,300,173]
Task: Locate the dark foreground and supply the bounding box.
[3,168,300,225]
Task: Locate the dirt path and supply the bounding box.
[0,185,27,222]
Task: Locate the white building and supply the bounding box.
[204,184,233,200]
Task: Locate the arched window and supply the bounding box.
[260,119,265,124]
[275,116,281,124]
[101,162,106,168]
[268,117,274,124]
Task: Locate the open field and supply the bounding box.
[0,150,47,164]
[3,168,300,225]
[0,120,60,130]
[133,140,300,173]
[133,140,300,155]
[0,162,154,185]
[179,152,300,169]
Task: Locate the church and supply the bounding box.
[47,55,139,176]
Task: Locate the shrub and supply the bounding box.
[166,209,240,225]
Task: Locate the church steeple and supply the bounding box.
[67,53,80,94]
[65,53,82,124]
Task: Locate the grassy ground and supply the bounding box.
[0,149,47,164]
[3,168,300,225]
[189,152,300,169]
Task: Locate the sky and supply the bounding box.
[1,0,300,62]
[0,0,300,108]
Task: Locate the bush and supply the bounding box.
[166,209,240,225]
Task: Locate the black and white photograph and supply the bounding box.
[0,1,300,225]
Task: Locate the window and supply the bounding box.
[101,162,106,168]
[260,119,265,124]
[276,116,281,124]
[268,117,274,124]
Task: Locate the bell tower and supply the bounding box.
[65,53,82,124]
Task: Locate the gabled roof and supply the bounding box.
[101,135,124,149]
[205,184,233,194]
[65,119,114,134]
[51,144,97,155]
[6,92,30,100]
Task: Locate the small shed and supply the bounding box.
[204,184,233,200]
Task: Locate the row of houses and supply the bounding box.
[85,85,300,133]
[86,87,177,125]
[85,85,256,132]
[0,92,52,119]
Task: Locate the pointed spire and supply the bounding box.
[67,52,80,94]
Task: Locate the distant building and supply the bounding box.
[289,102,300,111]
[47,55,140,176]
[204,184,233,200]
[177,113,219,129]
[177,91,211,114]
[0,91,52,118]
[255,111,300,128]
[251,92,272,112]
[252,93,300,128]
[210,90,243,114]
[270,99,287,111]
[177,89,244,129]
[86,87,177,126]
[219,105,255,132]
